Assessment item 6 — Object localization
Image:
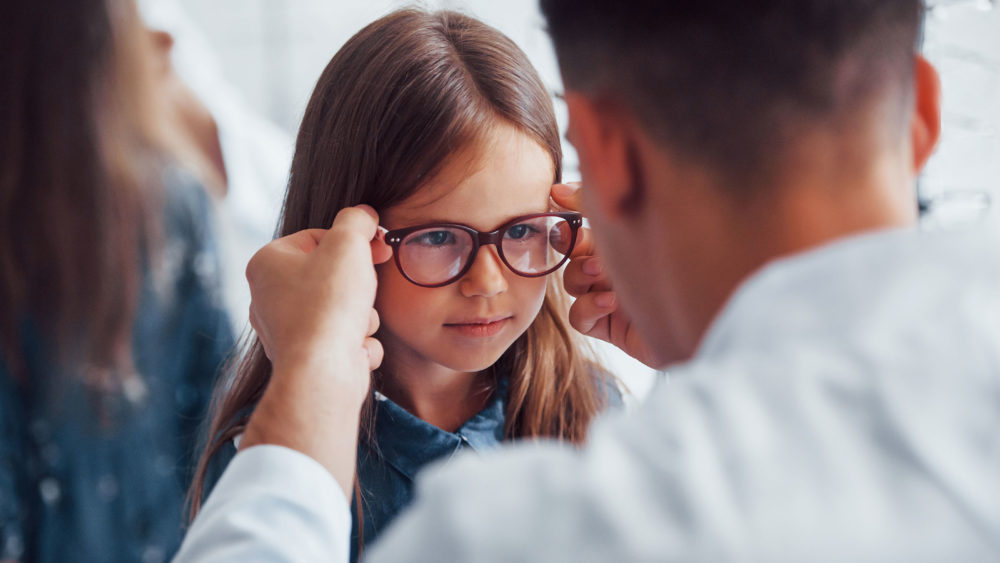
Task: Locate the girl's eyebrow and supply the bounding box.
[389,207,551,230]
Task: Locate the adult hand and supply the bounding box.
[552,183,659,369]
[240,205,392,495]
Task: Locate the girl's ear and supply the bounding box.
[564,92,640,220]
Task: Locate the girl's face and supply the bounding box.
[375,124,554,375]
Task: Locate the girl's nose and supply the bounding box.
[459,245,508,298]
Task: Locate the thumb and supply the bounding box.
[318,205,380,255]
[550,182,582,212]
[372,228,393,264]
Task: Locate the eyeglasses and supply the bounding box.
[381,212,583,288]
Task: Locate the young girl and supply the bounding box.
[189,8,619,559]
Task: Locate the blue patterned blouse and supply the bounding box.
[0,173,234,563]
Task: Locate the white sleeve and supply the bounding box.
[173,445,351,563]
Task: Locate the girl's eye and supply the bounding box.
[408,230,456,247]
[505,224,541,241]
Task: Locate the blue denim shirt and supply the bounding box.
[351,377,509,560]
[204,363,620,562]
[0,173,234,563]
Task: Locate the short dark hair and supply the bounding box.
[541,0,923,190]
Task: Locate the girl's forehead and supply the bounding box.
[383,126,555,229]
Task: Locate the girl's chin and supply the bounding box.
[434,348,509,374]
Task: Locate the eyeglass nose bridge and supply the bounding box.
[471,227,506,248]
[446,227,511,278]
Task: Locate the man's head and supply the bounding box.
[541,0,940,366]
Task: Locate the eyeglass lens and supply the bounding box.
[396,215,574,286]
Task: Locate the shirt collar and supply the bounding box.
[366,376,508,481]
[692,226,999,362]
[694,227,910,361]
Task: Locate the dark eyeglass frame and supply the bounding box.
[382,211,584,288]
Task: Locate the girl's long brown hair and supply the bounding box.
[189,7,612,524]
[0,0,162,389]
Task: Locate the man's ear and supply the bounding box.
[911,54,941,172]
[564,92,639,219]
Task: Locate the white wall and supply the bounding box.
[175,0,999,212]
[922,2,1000,224]
[171,0,575,170]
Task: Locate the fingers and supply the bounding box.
[567,291,618,339]
[564,255,612,297]
[550,221,575,255]
[371,237,393,265]
[357,309,384,371]
[363,310,383,370]
[280,228,327,253]
[569,224,597,259]
[363,336,384,371]
[248,303,259,337]
[318,205,381,257]
[331,205,379,238]
[551,183,598,259]
[245,228,323,286]
[321,205,394,267]
[247,302,272,361]
[247,207,389,285]
[550,182,582,212]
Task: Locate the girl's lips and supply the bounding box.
[443,317,512,338]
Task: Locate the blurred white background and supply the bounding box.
[155,0,1000,199]
[922,0,1000,226]
[141,0,1000,400]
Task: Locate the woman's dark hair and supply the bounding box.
[0,0,163,388]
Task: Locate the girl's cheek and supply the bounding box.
[374,262,405,307]
[523,278,548,316]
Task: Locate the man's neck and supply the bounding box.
[636,135,918,366]
[752,146,918,262]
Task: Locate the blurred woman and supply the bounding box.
[0,0,233,561]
